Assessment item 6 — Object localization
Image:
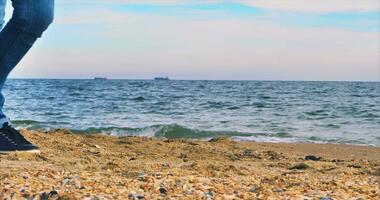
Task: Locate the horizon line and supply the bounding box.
[7,77,380,83]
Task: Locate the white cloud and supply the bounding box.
[13,12,379,81]
[238,0,380,13]
[4,0,379,81]
[58,0,380,13]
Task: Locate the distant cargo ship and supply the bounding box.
[154,77,170,81]
[94,77,107,80]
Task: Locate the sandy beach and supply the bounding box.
[0,129,379,199]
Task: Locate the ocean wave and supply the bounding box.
[70,124,258,139]
[11,121,380,146]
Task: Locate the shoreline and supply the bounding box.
[0,129,379,199]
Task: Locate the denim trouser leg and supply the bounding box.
[0,0,5,29]
[0,0,54,125]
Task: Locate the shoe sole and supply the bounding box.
[0,149,40,154]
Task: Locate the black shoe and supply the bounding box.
[0,124,40,153]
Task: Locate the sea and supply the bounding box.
[3,79,380,146]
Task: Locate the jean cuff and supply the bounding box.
[0,117,10,128]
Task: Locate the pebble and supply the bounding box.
[159,186,167,196]
[347,164,362,169]
[204,190,213,199]
[242,149,253,156]
[92,196,101,200]
[128,193,145,200]
[40,192,49,200]
[289,163,310,170]
[249,186,260,193]
[208,137,227,142]
[305,155,322,161]
[137,173,145,181]
[62,178,70,186]
[373,168,380,176]
[49,190,59,198]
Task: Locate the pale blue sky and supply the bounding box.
[6,0,380,81]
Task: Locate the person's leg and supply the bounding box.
[0,0,6,124]
[0,0,5,29]
[0,0,54,153]
[0,0,54,126]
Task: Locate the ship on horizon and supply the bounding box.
[94,77,107,80]
[154,77,170,81]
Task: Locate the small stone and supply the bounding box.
[204,190,213,199]
[373,168,380,176]
[273,188,284,193]
[175,180,182,187]
[208,137,228,142]
[74,177,84,189]
[242,149,253,156]
[320,197,333,200]
[289,163,310,170]
[347,164,362,169]
[40,192,49,200]
[137,173,145,181]
[49,190,58,197]
[159,187,167,196]
[62,178,70,186]
[305,155,321,161]
[128,194,145,200]
[91,196,101,200]
[249,186,260,193]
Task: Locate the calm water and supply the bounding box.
[3,79,380,146]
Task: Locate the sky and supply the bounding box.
[4,0,380,81]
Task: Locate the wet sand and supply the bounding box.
[0,129,379,199]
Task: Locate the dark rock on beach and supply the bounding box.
[289,163,310,170]
[305,155,322,161]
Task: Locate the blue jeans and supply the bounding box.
[0,0,54,126]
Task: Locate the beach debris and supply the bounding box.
[331,159,345,162]
[204,190,213,199]
[92,196,101,200]
[273,188,284,193]
[373,168,380,176]
[40,192,49,200]
[175,180,182,187]
[305,155,322,161]
[289,163,310,170]
[45,128,73,135]
[208,137,228,142]
[249,185,261,193]
[265,150,283,160]
[159,186,168,196]
[179,153,188,162]
[39,190,58,200]
[128,193,145,200]
[137,172,146,181]
[62,178,71,186]
[180,161,197,169]
[49,190,59,198]
[347,164,362,169]
[129,157,137,161]
[240,149,261,159]
[243,149,253,156]
[73,176,84,189]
